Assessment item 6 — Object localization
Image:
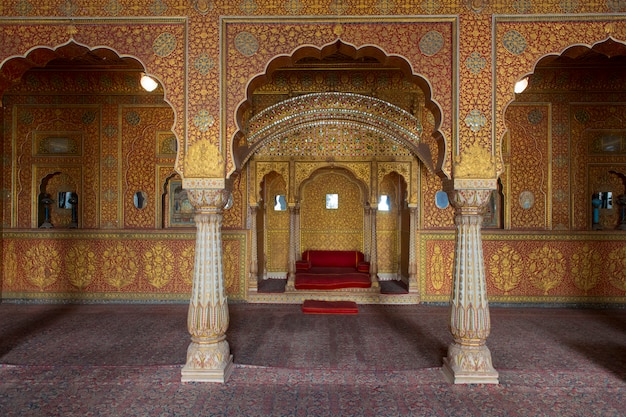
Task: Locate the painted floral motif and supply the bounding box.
[502,30,527,55]
[240,0,258,14]
[104,124,117,138]
[3,242,17,288]
[153,32,177,58]
[193,109,215,132]
[180,246,195,285]
[528,245,565,295]
[194,53,215,76]
[607,246,626,292]
[103,243,138,289]
[465,51,486,75]
[234,31,259,57]
[66,243,96,290]
[59,0,79,15]
[527,108,543,125]
[125,111,141,126]
[607,0,626,12]
[464,109,486,132]
[419,31,444,57]
[82,111,96,125]
[375,0,395,14]
[104,0,123,16]
[281,0,302,14]
[329,0,349,14]
[149,0,168,15]
[559,0,579,13]
[19,111,33,125]
[420,0,441,13]
[429,244,446,292]
[513,0,531,13]
[489,244,522,294]
[145,243,174,288]
[25,243,60,290]
[15,0,34,15]
[571,244,601,294]
[574,109,590,124]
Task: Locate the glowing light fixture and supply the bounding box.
[140,73,158,92]
[514,77,529,94]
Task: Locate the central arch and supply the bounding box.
[229,40,446,176]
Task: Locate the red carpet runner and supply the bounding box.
[301,300,358,314]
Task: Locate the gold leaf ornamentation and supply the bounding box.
[25,243,60,290]
[4,242,17,288]
[429,244,446,292]
[571,244,601,294]
[489,244,522,294]
[103,243,138,289]
[185,141,224,177]
[144,243,174,289]
[528,245,565,295]
[180,246,195,285]
[454,143,495,179]
[66,243,96,290]
[607,246,626,292]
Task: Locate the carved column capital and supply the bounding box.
[447,188,492,215]
[187,188,232,213]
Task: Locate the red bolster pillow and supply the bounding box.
[296,260,311,271]
[357,261,370,273]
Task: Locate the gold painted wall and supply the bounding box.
[264,174,289,273]
[1,230,247,301]
[421,232,626,303]
[2,3,626,305]
[300,170,364,253]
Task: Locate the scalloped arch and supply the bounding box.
[230,40,445,174]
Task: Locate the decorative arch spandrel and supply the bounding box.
[222,17,455,179]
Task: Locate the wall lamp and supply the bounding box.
[140,73,159,92]
[514,76,529,94]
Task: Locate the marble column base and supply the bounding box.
[441,342,499,384]
[181,340,234,383]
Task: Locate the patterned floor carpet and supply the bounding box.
[1,303,625,416]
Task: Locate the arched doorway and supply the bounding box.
[236,42,441,302]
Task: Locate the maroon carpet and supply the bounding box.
[1,303,626,416]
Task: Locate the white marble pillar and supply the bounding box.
[181,188,234,383]
[286,205,297,290]
[442,188,498,384]
[294,204,301,260]
[407,205,419,294]
[249,205,258,291]
[363,205,371,262]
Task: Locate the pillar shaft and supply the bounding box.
[286,205,297,289]
[442,188,498,384]
[370,207,379,288]
[181,188,234,383]
[249,205,258,290]
[408,205,419,294]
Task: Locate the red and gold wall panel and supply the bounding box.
[421,232,626,303]
[505,103,551,229]
[1,230,247,302]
